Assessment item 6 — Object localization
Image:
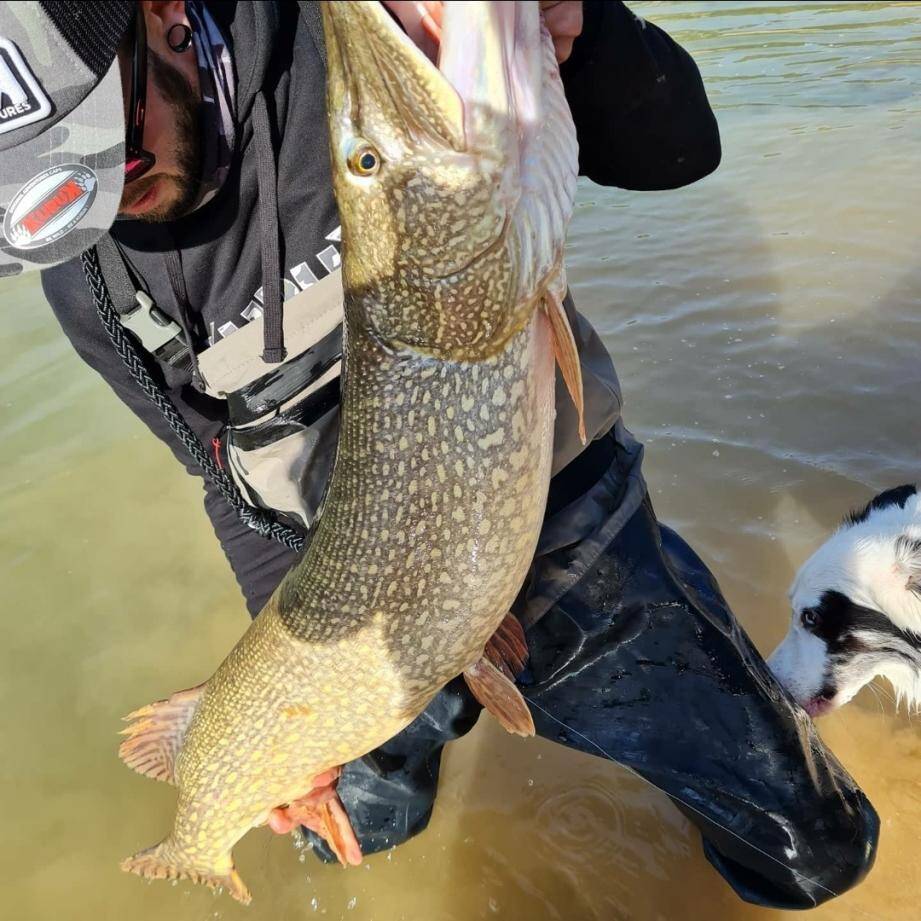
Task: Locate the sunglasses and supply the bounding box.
[124,8,156,184]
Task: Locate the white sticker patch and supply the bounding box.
[0,38,52,135]
[3,164,97,249]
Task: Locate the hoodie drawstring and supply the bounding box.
[253,91,286,363]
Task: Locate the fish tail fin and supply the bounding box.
[121,837,251,905]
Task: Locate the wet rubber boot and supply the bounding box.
[520,498,879,908]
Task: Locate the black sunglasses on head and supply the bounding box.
[124,8,156,184]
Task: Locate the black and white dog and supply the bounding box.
[768,484,921,716]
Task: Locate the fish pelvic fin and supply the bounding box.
[484,612,530,680]
[121,838,251,905]
[543,287,586,445]
[464,656,535,738]
[118,683,206,785]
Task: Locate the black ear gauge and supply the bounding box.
[167,22,193,53]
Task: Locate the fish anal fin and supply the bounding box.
[118,683,206,785]
[484,612,529,680]
[271,770,363,867]
[543,287,586,445]
[121,838,251,905]
[464,656,535,737]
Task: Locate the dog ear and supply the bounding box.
[896,536,921,597]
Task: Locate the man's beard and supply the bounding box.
[122,50,202,223]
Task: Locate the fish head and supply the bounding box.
[322,0,578,359]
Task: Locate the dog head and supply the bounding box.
[768,484,921,716]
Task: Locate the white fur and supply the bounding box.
[768,486,921,714]
[766,626,827,703]
[789,490,921,632]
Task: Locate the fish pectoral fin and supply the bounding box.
[543,287,586,445]
[484,612,530,680]
[464,656,535,738]
[118,682,206,785]
[121,837,251,905]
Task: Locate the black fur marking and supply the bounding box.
[844,484,917,526]
[804,583,921,703]
[806,589,921,666]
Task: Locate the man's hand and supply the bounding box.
[540,1,583,63]
[383,2,584,64]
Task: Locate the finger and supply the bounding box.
[424,0,442,28]
[540,2,583,63]
[307,766,341,789]
[552,35,576,63]
[417,1,442,46]
[268,808,298,835]
[542,4,583,41]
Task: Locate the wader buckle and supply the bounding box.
[120,291,184,353]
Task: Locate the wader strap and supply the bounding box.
[196,267,344,397]
[80,246,307,552]
[226,326,342,424]
[94,234,194,375]
[298,0,327,68]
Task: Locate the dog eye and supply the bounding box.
[801,609,821,630]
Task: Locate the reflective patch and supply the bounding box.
[0,38,52,135]
[2,164,97,249]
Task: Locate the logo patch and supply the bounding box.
[3,164,97,250]
[0,38,52,135]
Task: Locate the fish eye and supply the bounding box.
[347,141,381,177]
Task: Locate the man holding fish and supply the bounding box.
[0,0,877,908]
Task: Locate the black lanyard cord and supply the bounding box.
[80,246,307,554]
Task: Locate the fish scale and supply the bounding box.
[117,0,579,904]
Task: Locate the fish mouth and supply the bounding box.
[321,1,542,155]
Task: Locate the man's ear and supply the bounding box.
[896,535,921,597]
[143,1,191,43]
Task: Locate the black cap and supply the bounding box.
[41,1,134,76]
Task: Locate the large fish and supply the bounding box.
[118,0,580,904]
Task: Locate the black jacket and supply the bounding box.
[41,0,720,614]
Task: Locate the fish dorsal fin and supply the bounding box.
[118,683,206,785]
[543,287,586,445]
[464,656,535,737]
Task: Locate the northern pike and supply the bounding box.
[118,0,580,904]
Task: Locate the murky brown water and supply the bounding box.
[2,2,920,919]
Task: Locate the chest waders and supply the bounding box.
[80,236,348,552]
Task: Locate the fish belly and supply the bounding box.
[165,311,556,863]
[278,311,557,715]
